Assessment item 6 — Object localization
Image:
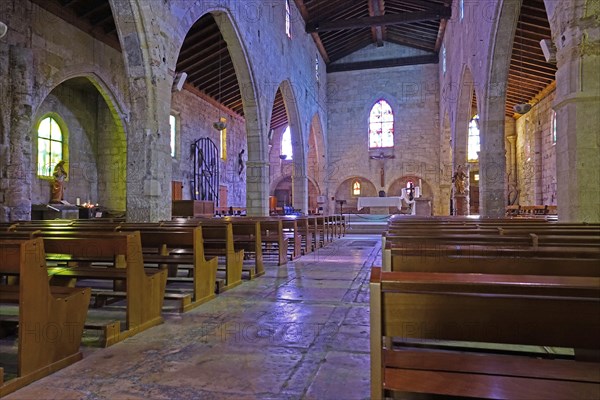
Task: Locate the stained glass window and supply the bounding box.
[468,114,480,161]
[369,100,394,149]
[352,181,361,196]
[37,116,64,177]
[281,126,293,160]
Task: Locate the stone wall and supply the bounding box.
[515,91,557,206]
[171,89,247,207]
[326,44,441,214]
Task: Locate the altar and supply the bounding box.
[357,197,402,214]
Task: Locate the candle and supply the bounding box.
[76,197,80,206]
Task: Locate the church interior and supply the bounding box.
[0,0,599,398]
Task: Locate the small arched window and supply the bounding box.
[468,114,480,161]
[352,181,361,196]
[442,45,447,75]
[281,126,293,160]
[369,100,394,149]
[551,110,557,144]
[37,116,65,177]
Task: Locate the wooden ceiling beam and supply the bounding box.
[293,0,330,63]
[327,54,438,72]
[368,0,385,47]
[306,7,451,32]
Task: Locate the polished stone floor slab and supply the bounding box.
[5,234,381,400]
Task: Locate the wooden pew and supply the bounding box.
[164,220,244,290]
[389,244,600,276]
[40,231,167,346]
[370,267,600,400]
[222,218,267,273]
[293,216,313,255]
[231,217,288,265]
[280,217,302,259]
[0,238,90,397]
[113,226,218,312]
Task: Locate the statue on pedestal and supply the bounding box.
[452,164,468,195]
[50,161,67,203]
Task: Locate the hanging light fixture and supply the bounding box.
[213,35,227,131]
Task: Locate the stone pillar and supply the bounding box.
[479,106,507,218]
[2,46,33,221]
[506,135,518,204]
[292,170,308,214]
[552,2,600,222]
[438,184,452,216]
[125,72,173,222]
[246,160,269,216]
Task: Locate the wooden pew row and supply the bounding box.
[98,227,218,312]
[294,216,314,255]
[224,217,290,264]
[389,244,600,276]
[370,267,600,400]
[37,231,167,347]
[10,219,245,293]
[159,220,247,285]
[0,238,90,397]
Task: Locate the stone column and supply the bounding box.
[125,71,173,222]
[292,170,308,214]
[552,2,600,222]
[2,46,33,221]
[479,103,507,218]
[246,160,269,216]
[506,134,519,205]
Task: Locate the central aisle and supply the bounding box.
[7,234,382,400]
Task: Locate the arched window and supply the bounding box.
[369,100,394,149]
[352,180,361,196]
[281,126,293,160]
[285,0,291,38]
[169,113,178,158]
[37,116,65,177]
[468,114,480,161]
[551,110,557,144]
[442,45,447,75]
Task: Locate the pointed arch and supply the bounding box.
[275,80,307,213]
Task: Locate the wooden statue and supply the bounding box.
[50,160,67,203]
[452,164,468,195]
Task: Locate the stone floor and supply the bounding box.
[6,234,381,400]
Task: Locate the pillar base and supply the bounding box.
[454,194,469,216]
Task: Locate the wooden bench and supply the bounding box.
[0,238,90,397]
[232,217,288,265]
[165,220,244,290]
[113,226,218,312]
[292,216,313,255]
[389,243,600,276]
[370,267,600,399]
[39,231,167,346]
